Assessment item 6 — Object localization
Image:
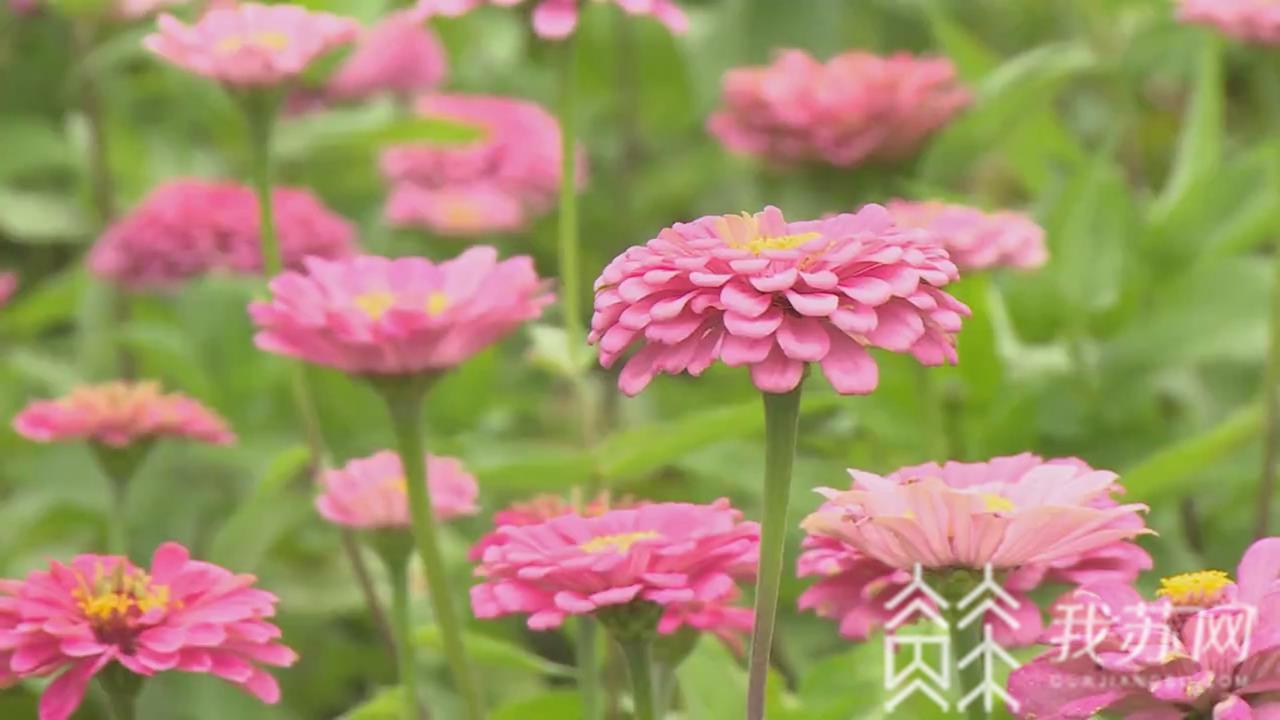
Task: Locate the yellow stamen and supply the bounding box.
[354,291,397,321]
[70,564,173,625]
[980,493,1016,513]
[426,291,450,317]
[1157,570,1233,607]
[579,530,660,554]
[442,201,484,228]
[216,31,290,54]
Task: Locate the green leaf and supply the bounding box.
[208,445,312,570]
[274,100,484,163]
[1123,403,1263,501]
[1149,35,1223,225]
[526,324,591,378]
[468,442,595,492]
[0,188,90,242]
[341,686,405,720]
[415,627,575,677]
[490,690,583,720]
[676,636,788,720]
[922,2,1000,81]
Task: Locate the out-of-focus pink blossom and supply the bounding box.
[90,179,357,291]
[144,2,358,88]
[708,49,969,168]
[316,450,479,528]
[326,9,447,103]
[12,381,235,448]
[0,272,16,307]
[590,204,969,396]
[416,0,687,39]
[1179,0,1280,45]
[385,184,529,236]
[0,543,296,720]
[887,200,1048,272]
[249,248,552,375]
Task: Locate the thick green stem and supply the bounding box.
[618,638,657,720]
[577,617,601,720]
[380,383,484,720]
[98,665,142,720]
[90,444,150,556]
[746,383,803,720]
[244,94,282,277]
[946,605,987,720]
[557,33,584,358]
[385,553,422,720]
[1258,243,1280,536]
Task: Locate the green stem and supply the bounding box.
[557,32,584,358]
[385,553,422,720]
[104,687,135,720]
[577,617,601,720]
[946,605,987,720]
[618,638,656,720]
[746,383,803,720]
[380,383,484,720]
[244,92,282,277]
[1258,241,1280,536]
[916,365,948,460]
[107,478,128,556]
[98,665,142,720]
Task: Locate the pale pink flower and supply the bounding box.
[0,542,296,720]
[416,0,688,39]
[144,2,359,88]
[1179,0,1280,45]
[0,272,16,307]
[381,93,582,236]
[471,499,758,630]
[90,179,356,291]
[708,49,969,168]
[316,450,479,528]
[249,248,553,375]
[886,200,1048,272]
[589,204,969,396]
[797,454,1151,646]
[325,9,447,103]
[1009,538,1280,719]
[12,381,234,448]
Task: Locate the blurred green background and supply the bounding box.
[0,0,1272,717]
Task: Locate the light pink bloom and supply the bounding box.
[886,200,1048,272]
[1009,538,1280,719]
[416,0,687,39]
[589,204,969,396]
[0,542,296,720]
[325,9,447,103]
[708,49,969,168]
[798,454,1151,646]
[657,585,754,653]
[249,248,553,375]
[468,492,631,561]
[316,450,479,528]
[144,2,358,88]
[471,500,758,630]
[0,272,16,307]
[12,381,234,448]
[90,179,357,291]
[381,93,582,236]
[1179,0,1280,45]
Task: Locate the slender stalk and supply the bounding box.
[380,383,484,720]
[386,553,422,720]
[107,479,128,556]
[916,365,948,460]
[946,606,987,720]
[577,617,601,720]
[1257,244,1280,536]
[618,638,657,720]
[244,94,283,277]
[558,33,584,356]
[746,384,804,720]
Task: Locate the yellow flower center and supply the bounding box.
[1157,570,1233,607]
[426,291,450,317]
[579,530,660,554]
[71,562,173,630]
[354,291,397,321]
[216,31,291,54]
[980,493,1016,513]
[442,201,484,228]
[716,213,821,255]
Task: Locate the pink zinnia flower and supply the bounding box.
[708,49,969,168]
[1009,538,1280,719]
[381,93,581,236]
[0,542,296,720]
[90,179,356,291]
[317,450,479,528]
[886,200,1048,272]
[13,381,234,448]
[0,272,16,307]
[144,2,358,88]
[1178,0,1280,45]
[589,204,969,396]
[249,248,553,375]
[416,0,688,39]
[471,500,758,631]
[798,453,1151,646]
[468,492,629,561]
[326,9,447,103]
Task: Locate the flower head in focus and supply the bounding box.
[91,179,357,291]
[1009,538,1280,719]
[0,543,296,720]
[471,500,758,633]
[317,450,479,528]
[144,2,359,88]
[13,381,234,448]
[249,248,552,375]
[886,200,1048,272]
[590,204,969,396]
[416,0,688,40]
[325,9,447,103]
[797,453,1151,646]
[1178,0,1280,45]
[708,49,969,168]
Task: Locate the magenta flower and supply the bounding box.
[471,500,758,630]
[708,49,969,168]
[0,271,16,307]
[381,93,581,236]
[886,200,1048,272]
[144,2,358,88]
[249,248,552,375]
[589,204,969,396]
[317,450,479,528]
[417,0,688,39]
[325,9,447,103]
[1009,538,1280,719]
[0,542,296,720]
[90,179,356,292]
[1179,0,1280,45]
[13,381,234,448]
[797,454,1151,646]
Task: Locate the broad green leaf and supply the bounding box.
[1123,403,1263,500]
[922,2,1000,81]
[275,100,484,162]
[0,188,89,242]
[0,267,84,340]
[677,636,789,719]
[341,686,404,720]
[416,627,575,677]
[468,442,595,491]
[526,323,591,378]
[1149,35,1223,225]
[208,445,312,569]
[490,690,583,720]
